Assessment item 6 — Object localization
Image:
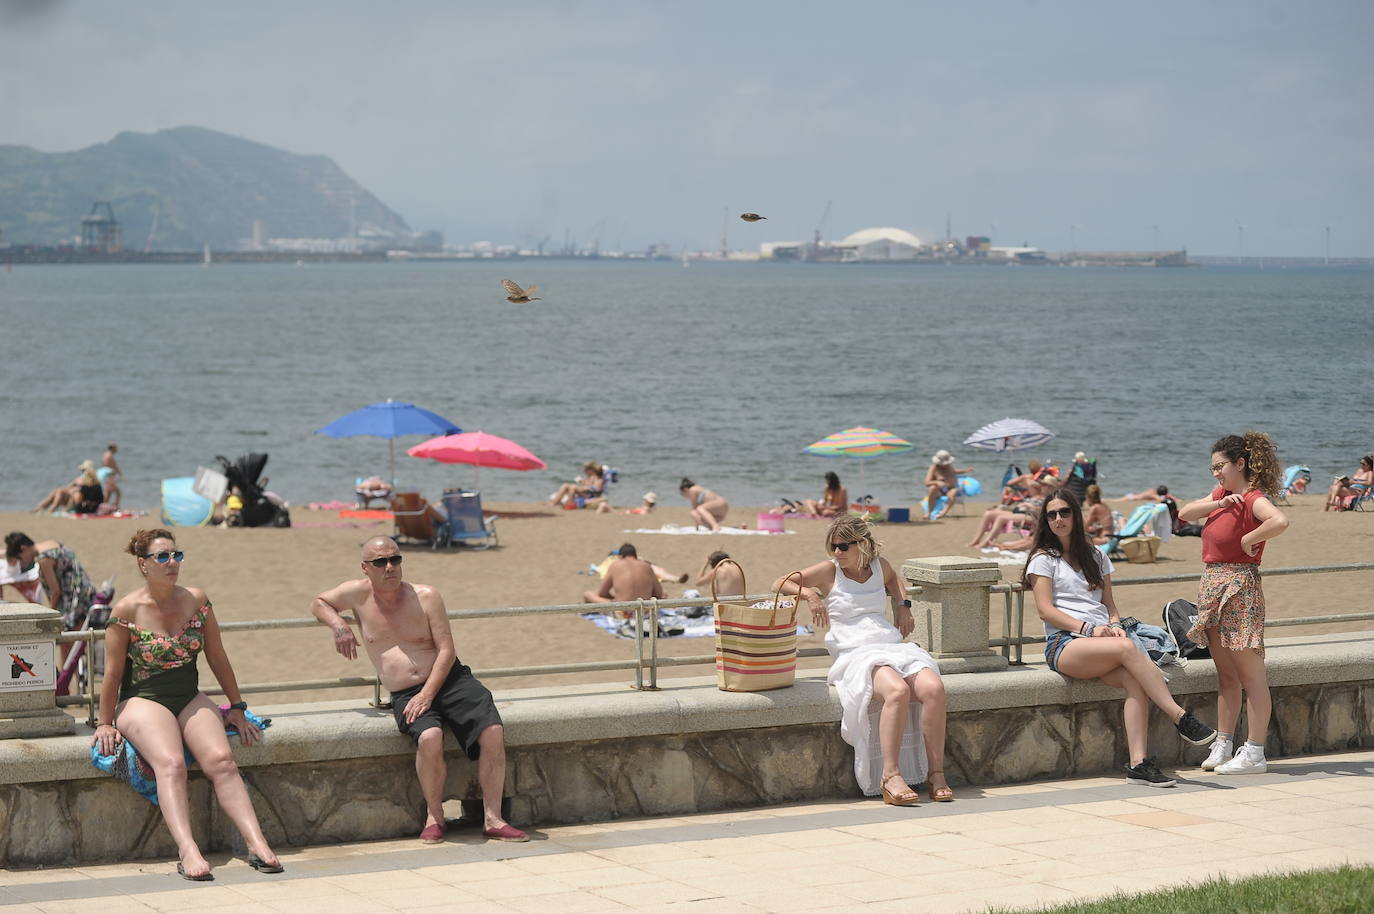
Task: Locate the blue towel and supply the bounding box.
[90,709,271,805]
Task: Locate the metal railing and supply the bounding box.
[990,562,1374,664]
[54,561,1373,725]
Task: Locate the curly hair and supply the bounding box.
[1020,490,1104,592]
[824,514,881,567]
[1212,431,1281,498]
[126,528,175,558]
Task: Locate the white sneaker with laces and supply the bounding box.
[1215,744,1267,775]
[1201,739,1234,771]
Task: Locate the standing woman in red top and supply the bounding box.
[1177,432,1289,775]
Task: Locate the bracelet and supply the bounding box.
[227,701,248,711]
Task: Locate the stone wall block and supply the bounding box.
[1273,690,1314,756]
[1315,686,1359,752]
[0,784,69,865]
[624,744,694,816]
[69,780,172,863]
[997,710,1073,783]
[1073,704,1122,775]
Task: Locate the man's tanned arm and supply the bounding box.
[402,586,458,724]
[312,581,362,660]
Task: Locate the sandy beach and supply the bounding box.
[4,496,1368,707]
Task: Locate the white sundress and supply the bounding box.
[825,558,941,795]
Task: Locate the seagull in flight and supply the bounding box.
[502,279,542,303]
[739,213,767,222]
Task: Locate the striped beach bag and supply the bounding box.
[713,562,800,692]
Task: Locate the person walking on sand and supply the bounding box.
[311,537,528,844]
[1177,432,1289,775]
[773,515,953,806]
[680,477,729,531]
[100,442,125,507]
[1025,491,1216,788]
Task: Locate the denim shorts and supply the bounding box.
[1044,631,1079,672]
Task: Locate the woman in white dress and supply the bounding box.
[773,515,950,805]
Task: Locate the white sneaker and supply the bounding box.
[1215,745,1267,775]
[1200,739,1233,771]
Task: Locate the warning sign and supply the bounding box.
[1,641,55,691]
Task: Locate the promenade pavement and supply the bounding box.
[3,748,1372,913]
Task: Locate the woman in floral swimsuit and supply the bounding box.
[91,528,282,881]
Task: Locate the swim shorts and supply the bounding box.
[391,663,503,759]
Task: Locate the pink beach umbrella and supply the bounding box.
[407,431,547,490]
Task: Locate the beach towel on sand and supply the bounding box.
[625,524,795,536]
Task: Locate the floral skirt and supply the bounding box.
[1190,563,1265,656]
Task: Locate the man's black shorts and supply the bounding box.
[391,663,502,760]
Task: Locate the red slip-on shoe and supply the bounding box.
[482,823,529,842]
[419,822,446,844]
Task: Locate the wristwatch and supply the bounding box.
[227,701,248,711]
[899,599,912,608]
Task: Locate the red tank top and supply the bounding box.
[1201,486,1265,565]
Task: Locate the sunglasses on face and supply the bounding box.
[1045,508,1073,521]
[830,540,860,552]
[367,555,404,568]
[143,551,185,564]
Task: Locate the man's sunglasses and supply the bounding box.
[142,551,185,564]
[367,555,404,568]
[830,540,860,552]
[1045,508,1073,521]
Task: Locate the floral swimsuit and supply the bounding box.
[115,604,209,717]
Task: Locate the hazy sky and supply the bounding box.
[3,0,1370,256]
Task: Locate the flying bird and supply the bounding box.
[739,213,767,222]
[502,279,542,303]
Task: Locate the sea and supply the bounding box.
[2,259,1370,513]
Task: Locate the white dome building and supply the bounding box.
[837,227,924,261]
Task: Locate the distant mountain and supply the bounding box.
[0,126,411,250]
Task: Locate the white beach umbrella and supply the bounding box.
[963,418,1056,452]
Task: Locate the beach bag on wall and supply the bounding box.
[1162,598,1210,659]
[713,561,799,692]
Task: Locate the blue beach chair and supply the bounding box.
[1273,465,1310,506]
[441,490,498,549]
[1099,503,1169,558]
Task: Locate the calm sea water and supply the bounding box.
[2,260,1370,513]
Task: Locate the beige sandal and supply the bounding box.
[927,769,955,802]
[881,772,919,807]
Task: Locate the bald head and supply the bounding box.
[361,536,399,559]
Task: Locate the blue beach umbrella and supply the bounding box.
[316,399,461,485]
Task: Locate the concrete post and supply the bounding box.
[0,601,74,738]
[902,557,1007,674]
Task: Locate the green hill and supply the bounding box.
[0,126,411,250]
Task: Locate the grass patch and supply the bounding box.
[998,865,1374,914]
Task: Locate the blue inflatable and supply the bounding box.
[161,477,213,527]
[958,476,982,496]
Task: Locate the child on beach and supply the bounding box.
[1177,432,1289,774]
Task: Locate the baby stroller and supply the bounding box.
[216,453,291,528]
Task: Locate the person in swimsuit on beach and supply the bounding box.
[1178,432,1289,774]
[1324,455,1373,511]
[774,515,952,806]
[800,472,848,517]
[1082,484,1114,545]
[923,449,972,507]
[91,528,282,881]
[679,477,729,531]
[100,442,124,507]
[548,461,606,508]
[1025,491,1216,788]
[312,536,528,844]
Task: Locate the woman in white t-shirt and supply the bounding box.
[1023,491,1216,788]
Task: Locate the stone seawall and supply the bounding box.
[2,632,1370,866]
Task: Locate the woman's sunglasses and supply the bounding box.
[367,555,404,568]
[830,540,860,552]
[1045,508,1073,521]
[142,551,185,564]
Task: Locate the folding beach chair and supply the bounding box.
[1099,503,1169,559]
[1273,465,1311,506]
[440,490,498,549]
[391,492,450,549]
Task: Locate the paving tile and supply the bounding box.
[463,874,578,900]
[978,782,1064,797]
[1289,826,1374,850]
[552,867,661,890]
[590,879,714,907]
[955,824,1064,846]
[1047,871,1141,898]
[824,876,932,903]
[1183,802,1272,821]
[34,900,159,914]
[1218,832,1329,857]
[263,894,396,914]
[320,869,444,893]
[228,879,353,901]
[872,853,971,878]
[668,837,783,857]
[1108,810,1214,827]
[357,885,482,908]
[125,887,257,912]
[1058,799,1157,816]
[861,891,986,914]
[407,903,518,914]
[633,856,749,881]
[731,886,856,912]
[0,905,46,914]
[0,872,93,887]
[1293,807,1374,828]
[883,832,997,854]
[1264,777,1373,797]
[1157,821,1257,841]
[1200,785,1295,803]
[764,862,888,887]
[966,881,1080,910]
[936,845,1045,868]
[507,852,622,875]
[995,855,1102,882]
[628,900,753,914]
[413,860,524,884]
[759,830,873,850]
[588,843,703,865]
[501,891,630,913]
[1244,796,1350,816]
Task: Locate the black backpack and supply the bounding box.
[1162,598,1209,659]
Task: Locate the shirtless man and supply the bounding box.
[924,450,973,515]
[100,442,124,507]
[311,537,527,844]
[582,543,664,617]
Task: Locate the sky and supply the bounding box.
[3,0,1371,257]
